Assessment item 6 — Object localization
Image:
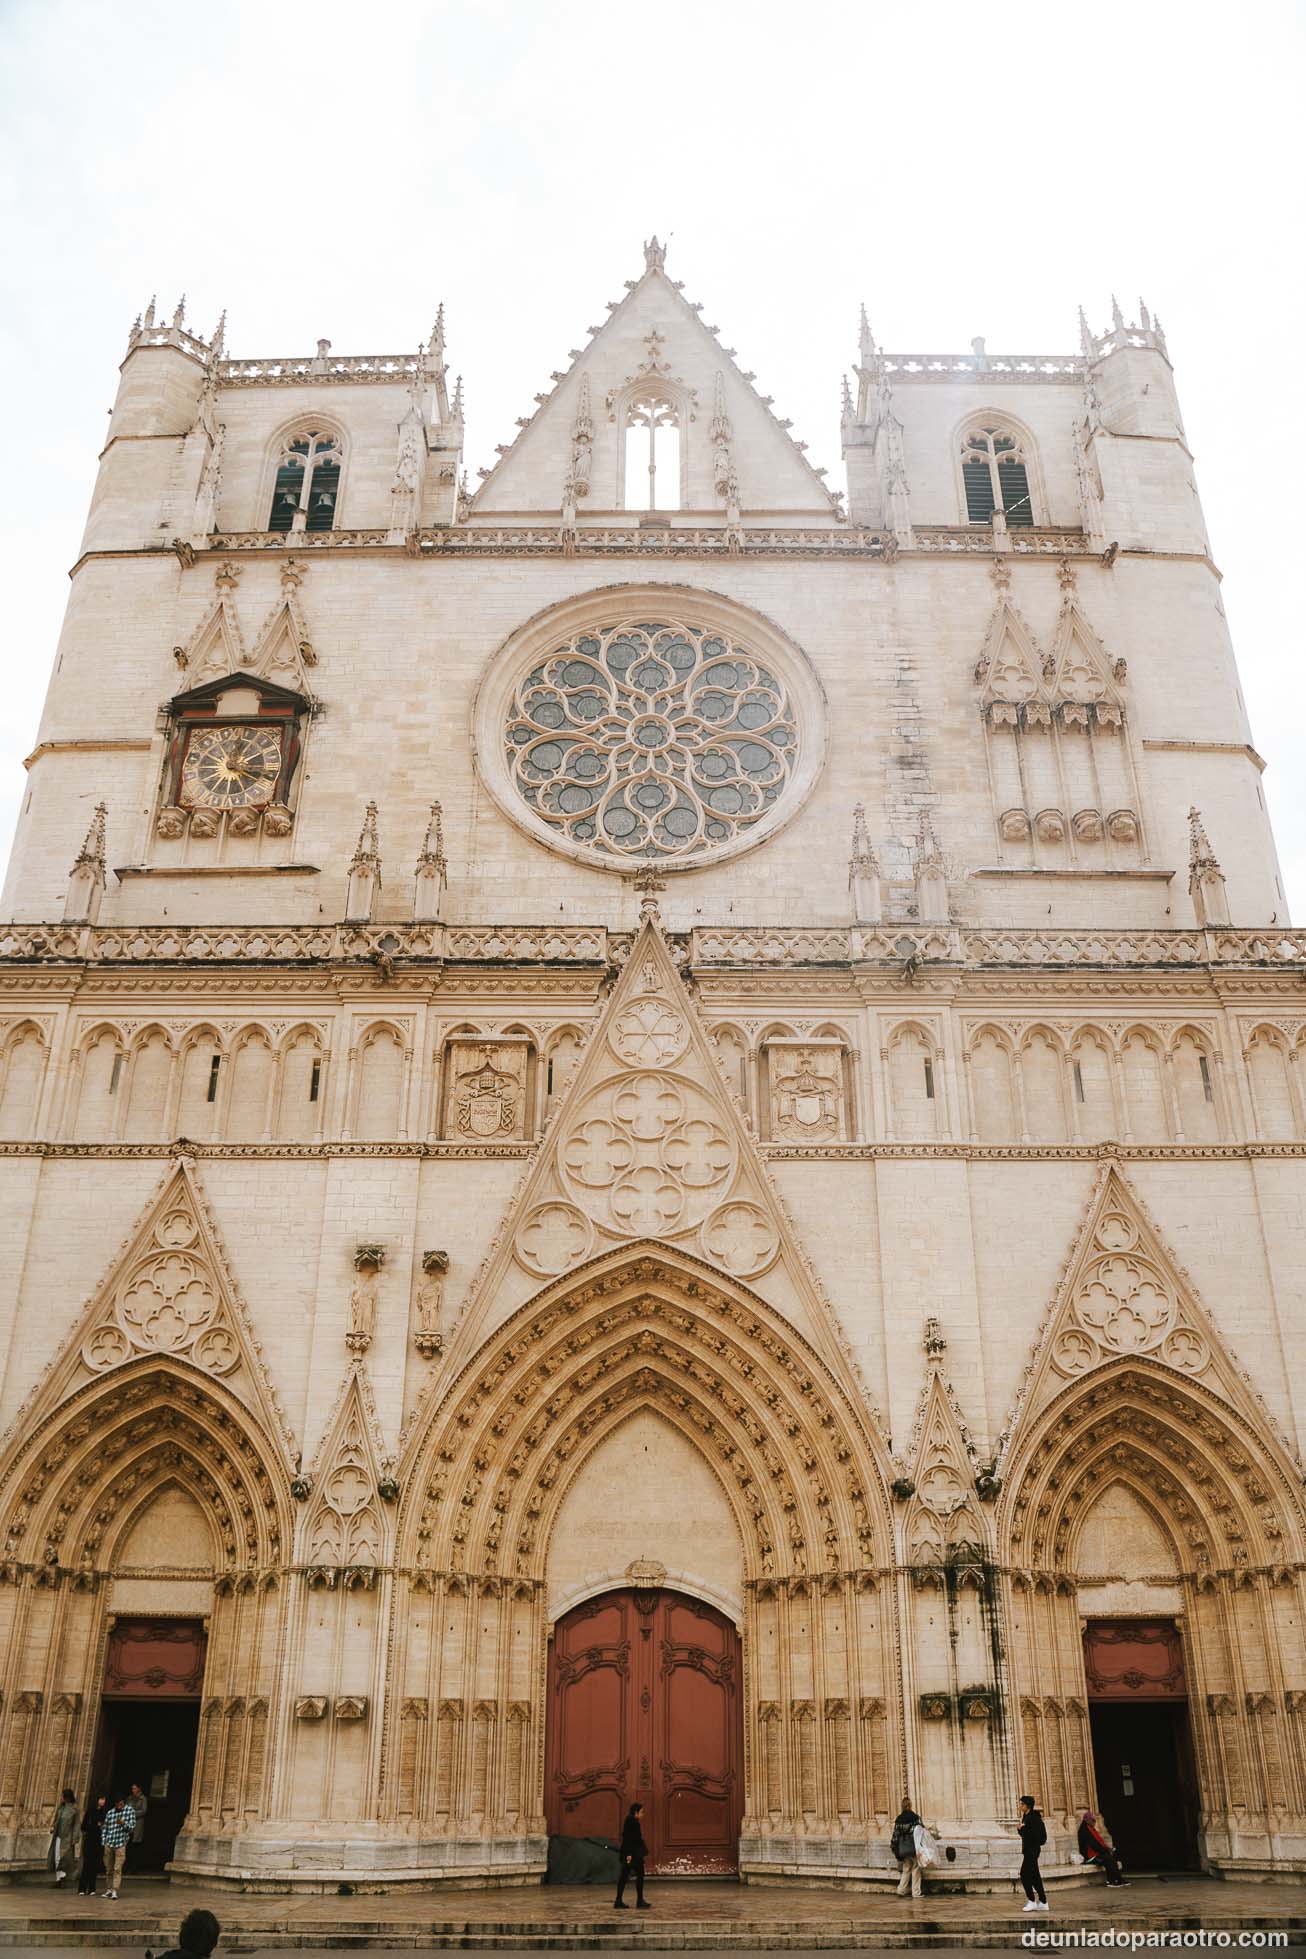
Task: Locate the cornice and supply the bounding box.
[2,1138,1301,1165]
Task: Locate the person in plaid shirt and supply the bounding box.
[99,1794,135,1898]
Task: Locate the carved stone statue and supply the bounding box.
[414,1249,448,1359]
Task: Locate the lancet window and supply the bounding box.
[622,391,683,511]
[961,424,1035,527]
[268,428,342,532]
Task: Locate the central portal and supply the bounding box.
[545,1586,742,1875]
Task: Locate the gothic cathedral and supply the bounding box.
[0,244,1302,1890]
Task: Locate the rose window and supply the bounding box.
[503,618,800,862]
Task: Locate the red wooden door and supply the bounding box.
[545,1587,742,1875]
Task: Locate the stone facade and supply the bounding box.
[0,249,1302,1889]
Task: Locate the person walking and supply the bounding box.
[1018,1794,1049,1912]
[99,1792,136,1899]
[49,1788,79,1885]
[128,1781,149,1869]
[1078,1810,1129,1887]
[153,1906,222,1957]
[613,1801,650,1910]
[76,1796,105,1897]
[892,1797,925,1897]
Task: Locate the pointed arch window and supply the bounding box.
[269,429,342,532]
[961,425,1034,527]
[622,391,682,511]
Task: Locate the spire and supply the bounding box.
[64,804,107,923]
[1110,293,1124,332]
[172,294,186,330]
[643,235,666,273]
[429,302,446,366]
[913,809,949,924]
[859,304,874,369]
[210,309,226,359]
[709,372,741,536]
[1187,806,1230,927]
[345,802,382,922]
[841,374,853,421]
[143,295,156,329]
[848,802,882,926]
[413,802,448,922]
[1138,296,1151,331]
[452,373,464,420]
[561,374,594,532]
[1078,305,1094,357]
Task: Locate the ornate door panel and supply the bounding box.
[546,1587,742,1874]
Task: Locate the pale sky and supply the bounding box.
[1,0,1302,914]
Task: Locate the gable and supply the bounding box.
[473,247,837,517]
[444,907,873,1398]
[0,1158,296,1466]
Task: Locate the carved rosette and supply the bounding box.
[82,1192,239,1378]
[1050,1203,1208,1381]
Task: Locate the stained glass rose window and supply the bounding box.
[503,618,800,863]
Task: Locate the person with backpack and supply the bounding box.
[1018,1794,1049,1912]
[892,1797,925,1897]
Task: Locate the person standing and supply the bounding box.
[613,1801,650,1910]
[49,1788,79,1885]
[99,1792,135,1899]
[1078,1810,1129,1887]
[892,1798,924,1897]
[77,1796,105,1896]
[1018,1794,1049,1912]
[128,1782,148,1869]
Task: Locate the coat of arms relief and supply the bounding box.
[443,1040,530,1141]
[766,1040,846,1143]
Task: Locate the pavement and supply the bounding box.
[0,1875,1301,1951]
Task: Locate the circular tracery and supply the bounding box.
[503,617,801,863]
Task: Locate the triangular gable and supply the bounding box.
[246,597,315,691]
[1047,598,1124,713]
[186,592,248,684]
[302,1365,388,1573]
[0,1158,295,1465]
[472,244,838,516]
[445,908,866,1381]
[1000,1165,1291,1457]
[902,1354,987,1564]
[974,597,1048,715]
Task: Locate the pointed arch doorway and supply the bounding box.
[545,1586,743,1875]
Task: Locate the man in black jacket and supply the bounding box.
[1018,1795,1049,1911]
[614,1801,650,1910]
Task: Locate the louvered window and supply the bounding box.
[268,431,342,532]
[961,426,1035,527]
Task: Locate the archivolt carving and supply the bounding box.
[398,1247,891,1584]
[0,1361,289,1580]
[1002,1365,1304,1576]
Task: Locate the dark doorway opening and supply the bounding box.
[1083,1619,1200,1872]
[1088,1700,1199,1871]
[92,1699,201,1871]
[91,1615,208,1872]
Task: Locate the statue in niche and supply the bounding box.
[346,1245,385,1355]
[414,1249,448,1359]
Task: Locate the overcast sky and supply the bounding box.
[1,0,1301,915]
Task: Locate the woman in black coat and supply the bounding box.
[77,1796,105,1896]
[614,1801,650,1909]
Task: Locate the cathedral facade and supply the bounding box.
[0,243,1303,1891]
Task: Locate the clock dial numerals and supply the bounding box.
[180,725,284,810]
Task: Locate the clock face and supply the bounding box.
[180,724,283,809]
